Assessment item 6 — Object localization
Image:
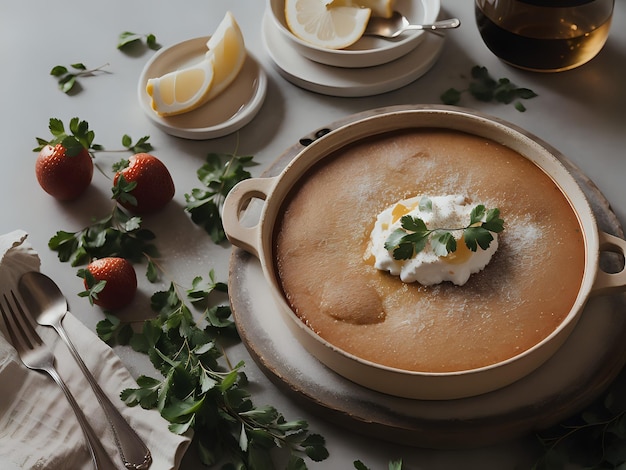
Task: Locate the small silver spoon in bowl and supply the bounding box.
[364,11,461,39]
[19,271,153,470]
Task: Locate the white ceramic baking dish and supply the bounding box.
[223,106,626,400]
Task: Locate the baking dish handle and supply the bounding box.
[223,177,276,259]
[591,231,626,296]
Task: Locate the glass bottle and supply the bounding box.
[475,0,614,72]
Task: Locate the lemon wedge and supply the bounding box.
[285,0,371,50]
[204,11,246,100]
[330,0,394,18]
[146,59,214,117]
[146,11,246,117]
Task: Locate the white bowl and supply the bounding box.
[267,0,440,68]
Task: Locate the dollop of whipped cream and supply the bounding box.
[366,195,499,286]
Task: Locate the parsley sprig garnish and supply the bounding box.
[50,62,110,94]
[384,201,504,260]
[441,65,538,112]
[185,149,258,243]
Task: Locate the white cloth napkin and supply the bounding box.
[0,230,191,470]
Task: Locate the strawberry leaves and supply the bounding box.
[34,117,102,155]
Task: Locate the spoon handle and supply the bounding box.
[405,18,461,31]
[55,321,153,470]
[43,364,117,470]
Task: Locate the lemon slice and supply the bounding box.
[146,59,215,117]
[331,0,394,18]
[285,0,371,50]
[146,11,246,117]
[204,11,247,100]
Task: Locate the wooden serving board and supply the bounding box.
[228,105,626,448]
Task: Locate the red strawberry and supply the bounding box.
[80,257,137,310]
[35,143,94,201]
[113,153,175,214]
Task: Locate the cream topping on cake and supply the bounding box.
[366,195,499,286]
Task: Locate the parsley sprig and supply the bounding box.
[120,134,154,154]
[441,65,538,112]
[117,31,160,51]
[534,371,626,469]
[48,205,158,267]
[50,62,110,94]
[355,459,403,470]
[98,277,329,468]
[384,201,504,260]
[185,150,258,244]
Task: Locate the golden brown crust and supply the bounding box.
[274,129,585,373]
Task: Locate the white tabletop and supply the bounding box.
[1,1,625,468]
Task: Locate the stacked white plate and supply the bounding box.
[262,0,445,97]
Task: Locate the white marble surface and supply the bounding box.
[1,1,625,468]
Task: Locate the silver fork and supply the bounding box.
[0,291,118,470]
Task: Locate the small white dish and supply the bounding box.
[267,0,440,68]
[138,36,267,140]
[262,12,444,97]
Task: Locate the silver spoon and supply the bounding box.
[19,271,152,470]
[364,11,461,39]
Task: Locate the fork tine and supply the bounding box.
[0,295,22,349]
[9,291,40,348]
[1,292,39,351]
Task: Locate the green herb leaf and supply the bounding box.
[77,268,107,305]
[441,65,537,111]
[50,65,68,77]
[112,173,139,207]
[389,459,404,470]
[431,231,457,256]
[440,87,462,105]
[120,134,153,153]
[118,31,161,50]
[185,151,258,244]
[117,31,142,48]
[483,208,505,233]
[49,63,109,94]
[463,226,494,251]
[146,34,159,50]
